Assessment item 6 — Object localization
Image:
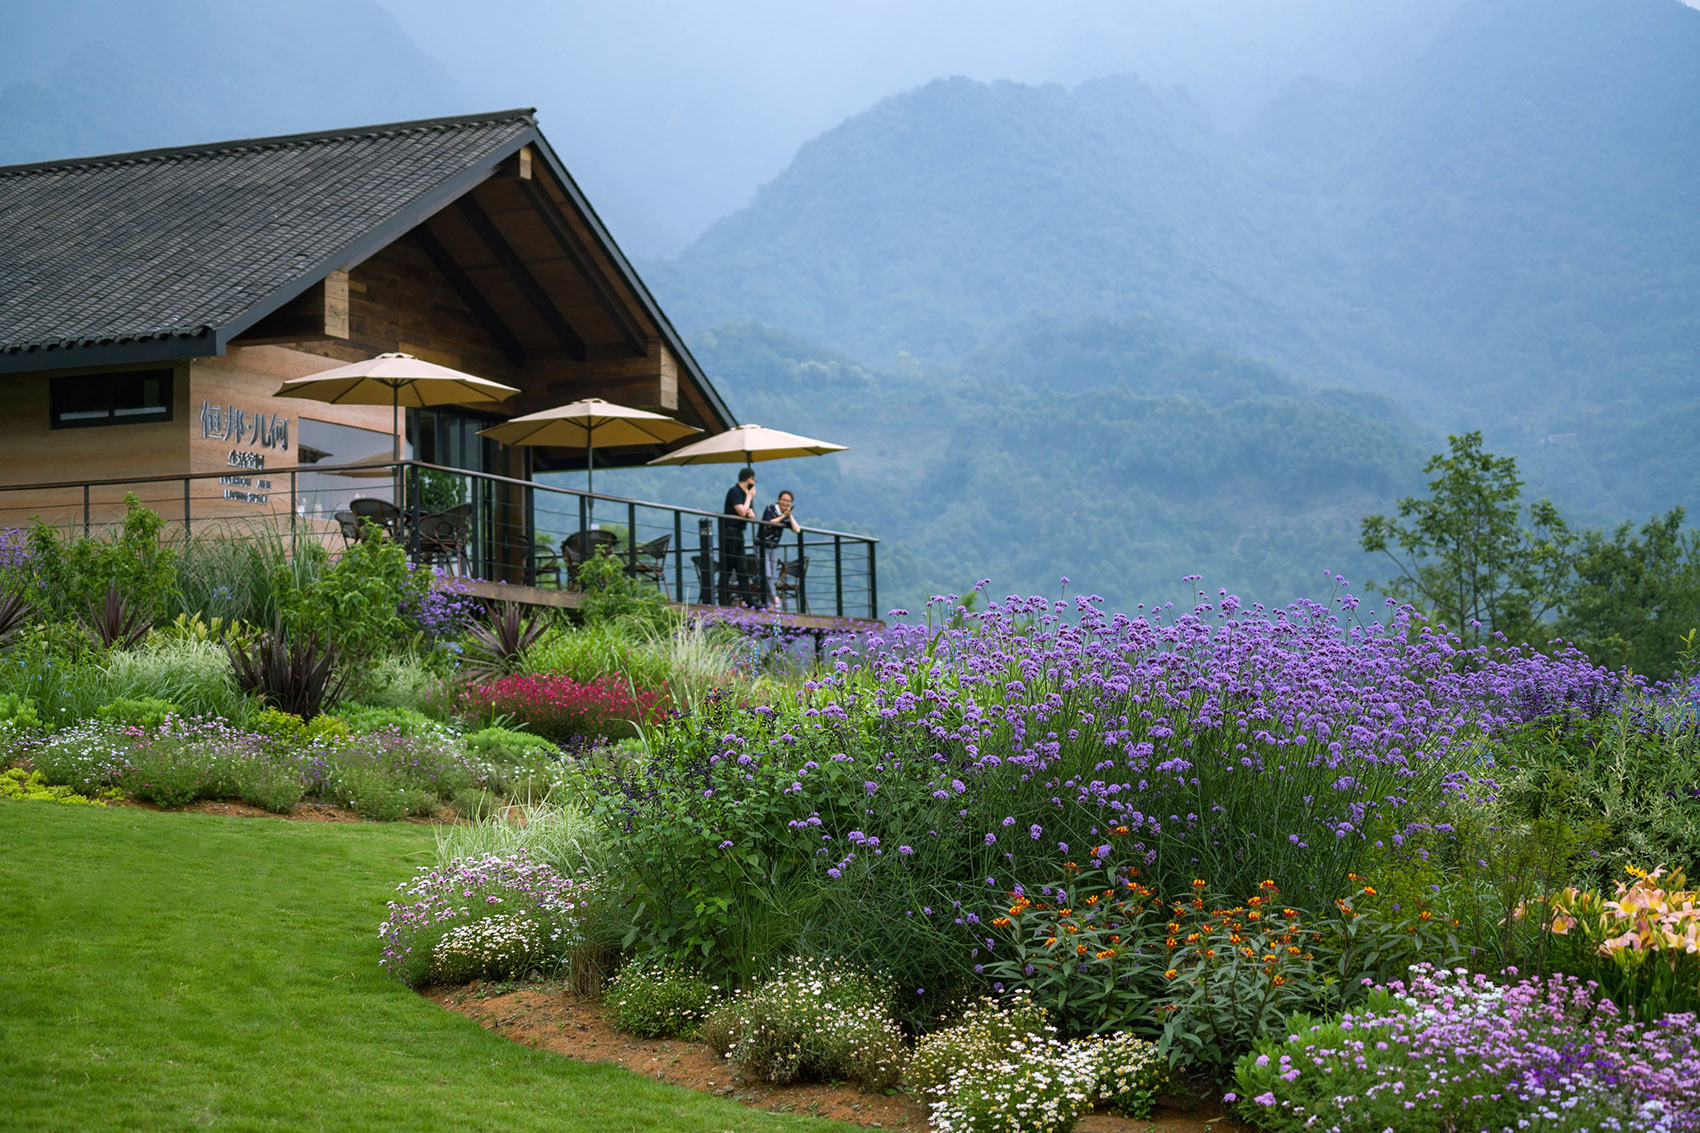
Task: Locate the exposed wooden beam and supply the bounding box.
[515,178,648,358]
[230,274,350,345]
[540,340,679,410]
[455,195,588,363]
[410,226,528,366]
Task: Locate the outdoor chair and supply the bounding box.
[349,497,401,540]
[562,529,619,589]
[333,510,362,547]
[417,502,473,574]
[633,534,670,591]
[777,556,809,613]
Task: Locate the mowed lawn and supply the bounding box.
[0,803,856,1132]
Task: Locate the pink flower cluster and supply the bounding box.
[455,673,668,741]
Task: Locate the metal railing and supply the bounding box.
[0,460,879,620]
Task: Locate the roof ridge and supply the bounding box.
[0,108,538,178]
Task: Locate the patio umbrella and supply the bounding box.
[477,397,701,523]
[275,352,520,460]
[645,422,847,467]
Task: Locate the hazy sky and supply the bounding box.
[378,0,1467,255]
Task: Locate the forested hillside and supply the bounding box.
[593,321,1427,611]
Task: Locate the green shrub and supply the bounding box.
[124,745,209,808]
[575,550,674,631]
[338,704,440,736]
[273,532,428,660]
[605,959,719,1039]
[462,725,565,799]
[700,957,904,1090]
[237,761,306,814]
[0,692,41,732]
[95,696,181,731]
[323,763,426,821]
[26,495,179,622]
[1489,693,1700,888]
[248,706,351,748]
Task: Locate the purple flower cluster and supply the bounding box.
[1231,964,1700,1132]
[403,567,484,641]
[0,527,29,573]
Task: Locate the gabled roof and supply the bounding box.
[0,110,533,364]
[0,110,732,429]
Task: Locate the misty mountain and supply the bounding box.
[650,0,1700,527]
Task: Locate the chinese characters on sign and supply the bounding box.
[201,400,288,504]
[200,401,289,451]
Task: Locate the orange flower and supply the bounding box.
[992,916,1011,927]
[1271,975,1287,985]
[1185,932,1201,944]
[1059,908,1072,918]
[1283,908,1299,919]
[1419,910,1432,922]
[1165,937,1178,950]
[1164,968,1179,979]
[1077,943,1089,955]
[1287,945,1301,956]
[1260,879,1278,891]
[1247,911,1262,922]
[1192,879,1208,889]
[1095,949,1114,960]
[1362,886,1378,897]
[1044,937,1058,948]
[1086,895,1100,906]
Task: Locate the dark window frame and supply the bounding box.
[48,369,176,430]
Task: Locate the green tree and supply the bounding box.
[1360,432,1573,648]
[1555,508,1700,678]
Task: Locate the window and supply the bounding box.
[49,369,174,428]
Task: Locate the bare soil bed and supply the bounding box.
[432,982,1245,1133]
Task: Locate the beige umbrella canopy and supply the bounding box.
[646,422,847,467]
[477,398,701,501]
[275,352,520,460]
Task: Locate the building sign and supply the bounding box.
[200,401,289,450]
[201,400,287,505]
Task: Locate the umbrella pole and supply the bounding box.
[585,433,595,529]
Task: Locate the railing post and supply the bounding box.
[834,534,844,618]
[289,469,298,561]
[525,474,537,586]
[183,478,191,539]
[795,525,808,614]
[83,484,90,537]
[868,539,878,621]
[697,519,714,606]
[627,500,638,579]
[406,463,421,564]
[674,509,684,604]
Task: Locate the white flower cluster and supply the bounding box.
[704,957,905,1090]
[928,1030,1165,1133]
[430,913,548,984]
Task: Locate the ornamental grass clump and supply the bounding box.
[701,956,904,1090]
[378,852,599,988]
[1228,964,1700,1133]
[606,958,719,1038]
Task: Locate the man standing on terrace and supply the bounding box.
[720,466,757,605]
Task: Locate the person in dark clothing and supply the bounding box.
[719,467,757,605]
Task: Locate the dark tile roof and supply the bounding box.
[0,109,537,366]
